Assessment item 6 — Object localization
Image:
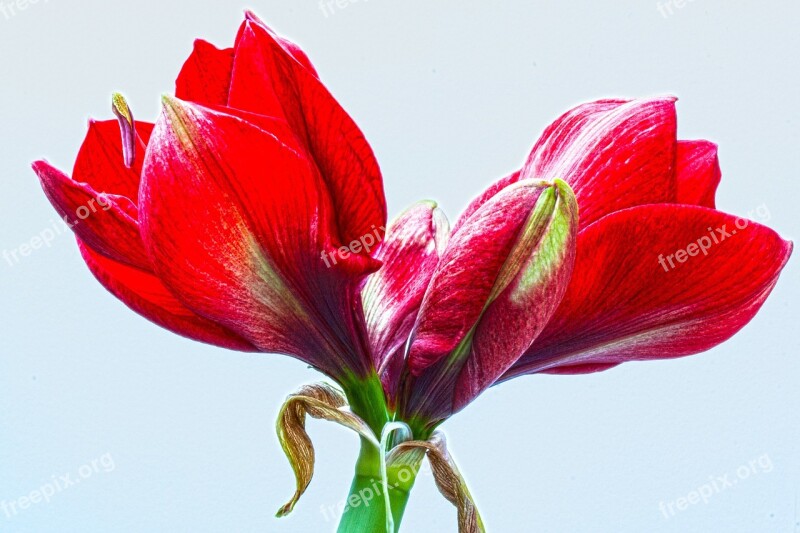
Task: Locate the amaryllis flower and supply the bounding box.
[393,97,792,439]
[33,12,792,533]
[34,11,389,392]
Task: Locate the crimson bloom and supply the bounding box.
[395,97,792,437]
[33,12,792,533]
[34,11,389,393]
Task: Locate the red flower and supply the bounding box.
[393,97,791,433]
[33,12,389,383]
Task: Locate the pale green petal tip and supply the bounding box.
[552,178,575,199]
[159,94,195,148]
[160,93,182,113]
[552,178,579,219]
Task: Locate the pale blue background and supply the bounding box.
[1,0,798,531]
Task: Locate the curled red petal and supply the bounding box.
[33,160,150,269]
[504,204,793,379]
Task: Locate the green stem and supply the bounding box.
[338,373,421,532]
[336,439,421,533]
[343,372,390,437]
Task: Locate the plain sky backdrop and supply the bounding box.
[1,1,798,531]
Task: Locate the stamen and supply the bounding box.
[111,93,136,168]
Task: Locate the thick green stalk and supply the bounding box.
[343,372,391,437]
[336,441,421,532]
[338,374,421,532]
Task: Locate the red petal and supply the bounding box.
[33,160,150,269]
[675,140,721,208]
[140,97,376,377]
[175,39,235,107]
[242,11,319,75]
[451,171,520,236]
[137,122,155,144]
[72,119,152,201]
[362,201,449,401]
[540,363,620,375]
[504,204,793,378]
[522,98,678,228]
[228,17,386,245]
[79,241,256,351]
[453,180,578,411]
[407,181,552,375]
